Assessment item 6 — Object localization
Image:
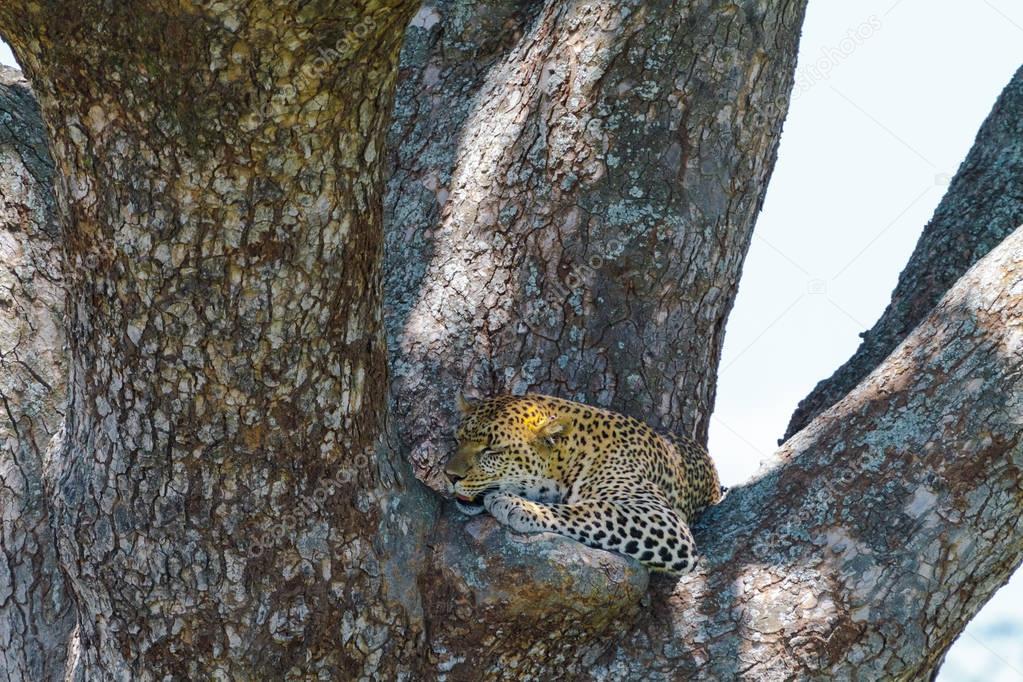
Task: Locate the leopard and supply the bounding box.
[444,392,722,575]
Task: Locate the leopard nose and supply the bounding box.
[445,470,465,484]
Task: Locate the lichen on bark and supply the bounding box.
[385,0,809,490]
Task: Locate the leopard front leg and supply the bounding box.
[484,493,698,575]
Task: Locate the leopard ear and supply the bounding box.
[456,392,476,415]
[536,415,572,441]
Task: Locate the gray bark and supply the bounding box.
[0,66,74,682]
[385,0,808,491]
[0,1,1021,680]
[1,2,432,678]
[592,225,1023,679]
[784,64,1023,442]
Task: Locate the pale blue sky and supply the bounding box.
[2,1,1021,678]
[714,1,1023,679]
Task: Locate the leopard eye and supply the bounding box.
[478,448,501,467]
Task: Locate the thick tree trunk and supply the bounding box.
[2,2,1023,680]
[385,0,808,490]
[0,67,74,682]
[1,2,430,678]
[784,64,1023,442]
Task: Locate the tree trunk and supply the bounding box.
[784,64,1023,442]
[1,2,431,678]
[0,66,74,682]
[385,0,808,490]
[2,1,1023,680]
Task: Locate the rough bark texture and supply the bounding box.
[385,0,808,491]
[2,1,1023,680]
[423,224,1023,680]
[590,225,1023,680]
[1,2,431,678]
[784,65,1023,442]
[0,67,74,682]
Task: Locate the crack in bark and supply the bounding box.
[1,2,1021,680]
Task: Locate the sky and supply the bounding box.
[1,1,1022,678]
[710,1,1023,679]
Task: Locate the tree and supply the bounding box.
[784,65,1023,442]
[0,65,74,682]
[0,1,1020,680]
[1,1,432,678]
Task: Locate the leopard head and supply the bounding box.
[445,393,570,514]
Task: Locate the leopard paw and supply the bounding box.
[484,492,543,533]
[454,499,487,516]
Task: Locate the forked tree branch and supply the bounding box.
[785,65,1023,442]
[422,224,1023,679]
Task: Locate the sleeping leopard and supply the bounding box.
[445,393,722,575]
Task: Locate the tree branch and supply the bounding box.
[784,65,1023,441]
[426,224,1023,679]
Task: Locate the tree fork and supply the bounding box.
[784,65,1023,442]
[1,2,1021,680]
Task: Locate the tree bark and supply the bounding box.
[382,223,1023,681]
[2,1,1023,680]
[0,66,75,682]
[1,2,431,678]
[784,64,1023,442]
[592,225,1023,679]
[385,0,809,490]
